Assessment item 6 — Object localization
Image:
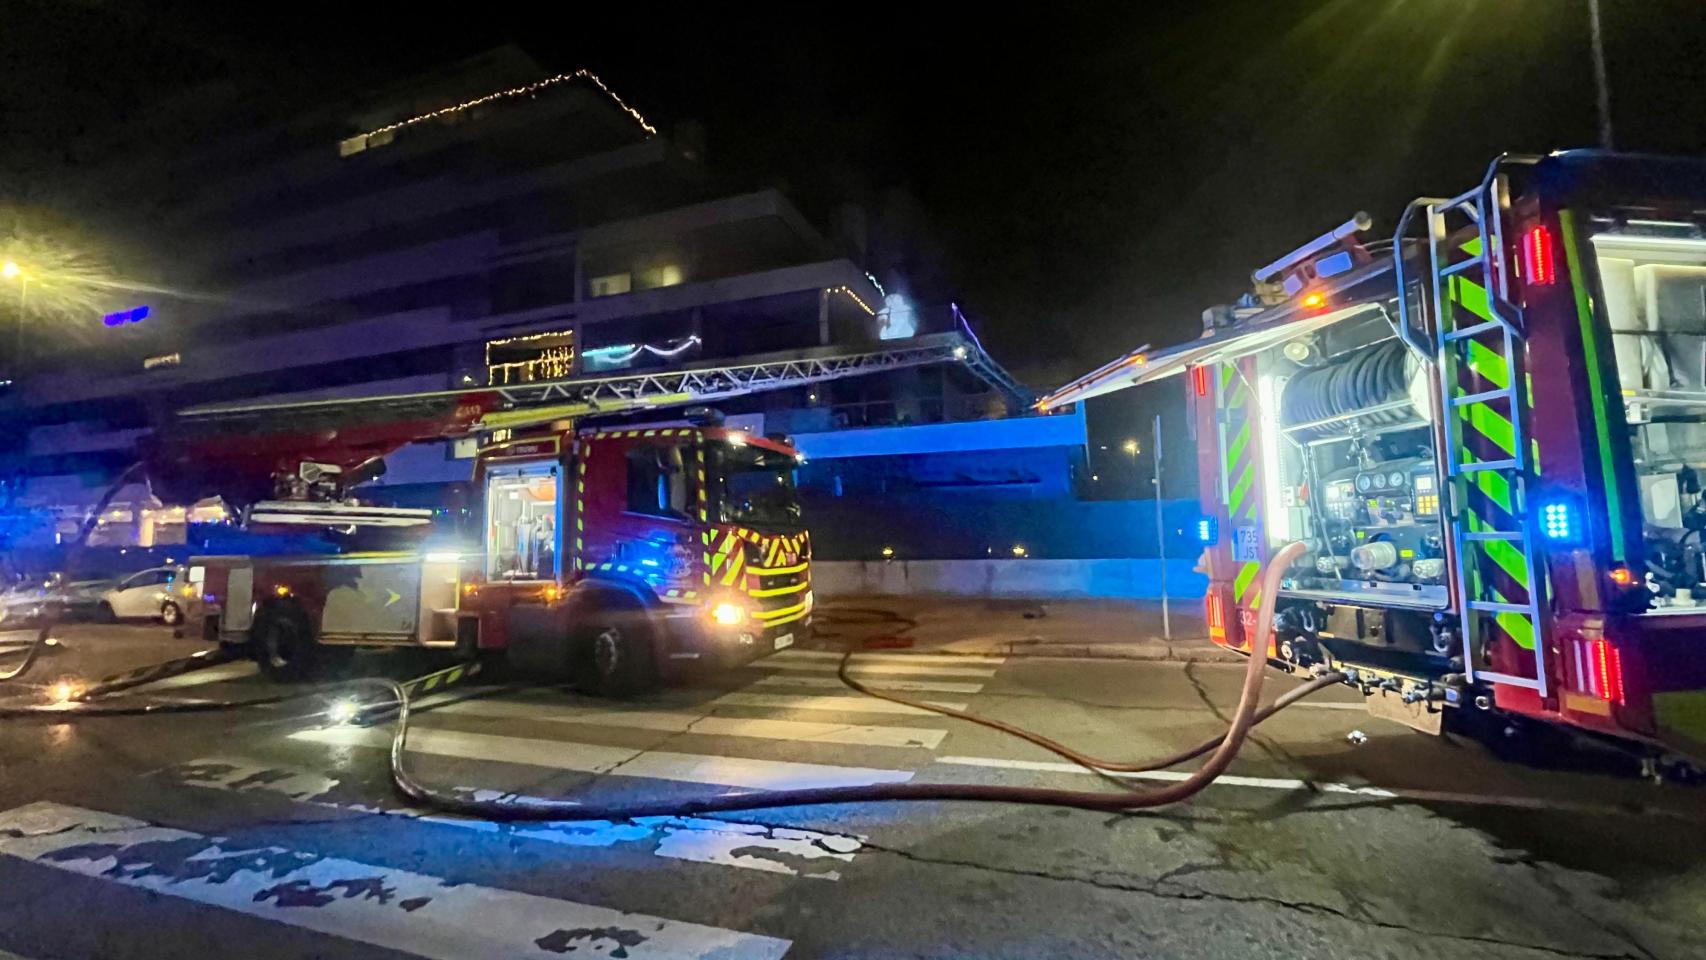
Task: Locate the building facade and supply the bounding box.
[0,48,1044,551]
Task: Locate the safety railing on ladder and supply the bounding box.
[1406,154,1550,697]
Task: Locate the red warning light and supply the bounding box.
[1192,365,1209,397]
[1523,224,1556,286]
[1300,291,1328,310]
[1589,638,1625,705]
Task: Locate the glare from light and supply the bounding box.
[710,601,747,626]
[952,345,968,359]
[1011,544,1028,558]
[1258,374,1291,541]
[326,698,361,725]
[50,681,79,704]
[880,546,895,558]
[726,431,748,447]
[1,261,19,280]
[1121,439,1140,456]
[424,551,462,563]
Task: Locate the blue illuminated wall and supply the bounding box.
[789,413,1202,561]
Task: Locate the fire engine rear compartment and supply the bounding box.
[1226,307,1457,675]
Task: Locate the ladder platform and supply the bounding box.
[1468,599,1537,615]
[1444,320,1503,341]
[1459,458,1520,474]
[1439,258,1482,278]
[1474,670,1544,691]
[1452,387,1513,407]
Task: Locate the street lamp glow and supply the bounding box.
[1,261,20,280]
[1121,438,1140,456]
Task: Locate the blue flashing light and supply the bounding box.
[1195,516,1219,546]
[1539,498,1579,543]
[103,305,150,327]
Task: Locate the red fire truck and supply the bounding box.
[147,335,1003,692]
[1042,152,1706,768]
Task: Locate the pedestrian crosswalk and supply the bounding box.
[44,645,1010,958]
[0,801,793,960]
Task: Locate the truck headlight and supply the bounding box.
[709,601,747,626]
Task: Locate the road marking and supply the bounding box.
[775,650,1005,666]
[293,725,917,790]
[750,674,987,695]
[163,757,865,880]
[932,756,1703,819]
[711,691,970,716]
[144,661,258,691]
[758,660,999,678]
[434,698,948,749]
[0,801,791,960]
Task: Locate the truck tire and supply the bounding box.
[159,601,184,627]
[253,604,323,683]
[572,594,658,697]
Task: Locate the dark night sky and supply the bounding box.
[4,0,1706,385]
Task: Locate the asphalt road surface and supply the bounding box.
[1,622,1702,959]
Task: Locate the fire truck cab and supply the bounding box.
[193,422,812,693]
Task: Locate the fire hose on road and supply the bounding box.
[2,540,1346,819]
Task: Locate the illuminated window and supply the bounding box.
[637,264,684,289]
[589,273,632,297]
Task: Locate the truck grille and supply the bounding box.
[748,547,810,622]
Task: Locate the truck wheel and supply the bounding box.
[95,602,116,624]
[573,598,658,697]
[159,601,184,627]
[253,605,321,683]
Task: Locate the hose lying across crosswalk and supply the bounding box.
[4,539,1349,818]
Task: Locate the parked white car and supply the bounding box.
[99,566,199,625]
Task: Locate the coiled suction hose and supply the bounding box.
[7,540,1331,819]
[1281,341,1415,438]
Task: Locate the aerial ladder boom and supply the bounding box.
[146,332,1026,506]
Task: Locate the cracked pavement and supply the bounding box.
[1,623,1703,959]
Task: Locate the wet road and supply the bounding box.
[1,622,1702,959]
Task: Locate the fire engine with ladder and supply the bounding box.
[148,332,1025,694]
[1042,152,1706,769]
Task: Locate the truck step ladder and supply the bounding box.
[1418,164,1550,698]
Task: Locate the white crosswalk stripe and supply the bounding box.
[774,649,1005,666]
[0,801,791,960]
[431,698,949,749]
[163,757,866,880]
[710,691,969,716]
[292,724,918,790]
[145,661,259,691]
[757,659,999,678]
[748,673,987,694]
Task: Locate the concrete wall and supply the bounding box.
[811,558,1208,600]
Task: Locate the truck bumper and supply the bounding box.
[663,614,808,673]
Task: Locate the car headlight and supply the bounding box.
[709,601,747,626]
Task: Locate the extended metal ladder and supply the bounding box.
[1394,156,1549,697]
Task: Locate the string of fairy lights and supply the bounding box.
[826,285,874,316]
[357,69,658,148]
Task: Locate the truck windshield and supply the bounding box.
[485,461,559,580]
[1589,221,1706,608]
[715,442,801,530]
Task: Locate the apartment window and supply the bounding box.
[589,273,632,297]
[637,264,685,289]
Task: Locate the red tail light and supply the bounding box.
[1192,365,1209,397]
[1523,224,1556,286]
[1588,638,1625,705]
[1205,593,1226,641]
